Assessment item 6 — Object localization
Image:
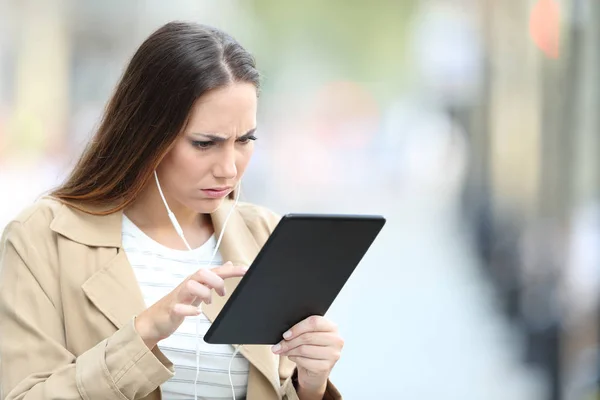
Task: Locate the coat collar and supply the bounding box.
[49,198,281,395]
[49,201,123,248]
[48,198,261,264]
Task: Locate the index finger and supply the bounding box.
[283,315,337,340]
[210,261,249,279]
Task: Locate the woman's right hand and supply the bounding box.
[134,261,247,348]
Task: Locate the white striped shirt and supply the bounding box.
[122,215,249,400]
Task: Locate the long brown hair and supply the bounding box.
[51,22,260,215]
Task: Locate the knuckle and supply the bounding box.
[195,269,208,280]
[308,315,320,328]
[209,272,223,285]
[196,285,209,298]
[297,334,309,345]
[185,279,196,291]
[332,350,341,361]
[169,303,180,315]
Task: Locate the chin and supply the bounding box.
[193,197,226,214]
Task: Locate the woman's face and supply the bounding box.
[156,82,258,214]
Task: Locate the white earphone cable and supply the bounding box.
[228,345,242,400]
[154,171,242,400]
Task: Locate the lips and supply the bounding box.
[201,187,232,199]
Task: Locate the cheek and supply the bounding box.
[236,147,255,173]
[163,143,200,179]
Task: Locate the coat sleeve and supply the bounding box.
[278,356,342,400]
[0,221,173,400]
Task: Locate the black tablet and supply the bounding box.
[203,213,386,345]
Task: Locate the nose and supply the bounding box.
[213,147,237,180]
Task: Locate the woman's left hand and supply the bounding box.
[272,315,344,395]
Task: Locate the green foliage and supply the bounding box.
[244,0,418,92]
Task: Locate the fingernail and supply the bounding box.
[283,330,292,339]
[242,266,249,272]
[271,343,281,353]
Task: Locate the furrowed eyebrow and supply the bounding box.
[191,128,257,142]
[239,128,257,138]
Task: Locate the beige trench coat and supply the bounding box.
[0,198,341,400]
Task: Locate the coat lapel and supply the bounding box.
[50,202,147,330]
[50,199,282,397]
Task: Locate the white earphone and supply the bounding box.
[153,170,243,400]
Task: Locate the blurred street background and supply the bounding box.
[1,1,599,399]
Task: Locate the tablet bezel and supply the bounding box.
[203,213,385,345]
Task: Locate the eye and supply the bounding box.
[237,135,257,144]
[191,140,214,150]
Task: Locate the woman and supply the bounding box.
[0,22,343,400]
